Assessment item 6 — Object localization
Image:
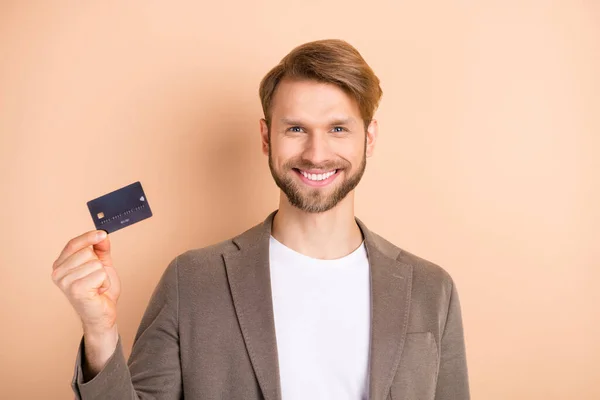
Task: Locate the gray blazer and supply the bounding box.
[71,210,470,400]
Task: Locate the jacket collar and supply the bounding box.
[224,210,413,400]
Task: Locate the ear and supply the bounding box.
[365,119,378,158]
[260,118,269,156]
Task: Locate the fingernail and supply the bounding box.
[97,231,107,240]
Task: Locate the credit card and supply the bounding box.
[87,181,153,234]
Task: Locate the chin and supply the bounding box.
[294,203,338,214]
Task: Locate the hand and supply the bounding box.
[51,230,121,335]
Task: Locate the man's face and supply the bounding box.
[260,78,377,213]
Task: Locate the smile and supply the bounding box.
[299,169,337,181]
[293,169,340,187]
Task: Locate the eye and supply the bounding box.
[288,126,304,133]
[332,126,347,133]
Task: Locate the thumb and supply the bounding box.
[93,234,112,265]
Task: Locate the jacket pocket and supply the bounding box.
[390,332,439,400]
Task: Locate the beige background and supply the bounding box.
[1,1,598,399]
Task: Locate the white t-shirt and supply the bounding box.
[269,235,371,400]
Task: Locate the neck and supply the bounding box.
[271,192,364,260]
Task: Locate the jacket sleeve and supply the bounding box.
[71,257,182,400]
[434,280,470,400]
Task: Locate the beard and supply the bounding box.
[268,143,367,214]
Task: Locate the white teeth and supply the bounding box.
[301,170,336,181]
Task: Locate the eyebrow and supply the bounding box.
[280,117,356,126]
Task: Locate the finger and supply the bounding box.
[69,268,111,299]
[53,230,108,270]
[55,259,104,291]
[98,277,110,295]
[52,246,97,280]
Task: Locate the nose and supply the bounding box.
[302,132,332,166]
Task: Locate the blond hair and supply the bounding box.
[259,39,383,130]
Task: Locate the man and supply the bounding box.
[52,39,469,400]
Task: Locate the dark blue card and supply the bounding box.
[87,181,153,234]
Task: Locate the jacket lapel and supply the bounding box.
[223,211,282,400]
[356,218,413,400]
[223,211,413,400]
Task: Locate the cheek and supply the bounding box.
[336,139,364,163]
[271,140,300,160]
[269,143,295,168]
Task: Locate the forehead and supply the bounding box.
[270,78,361,123]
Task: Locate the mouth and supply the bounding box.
[293,168,340,187]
